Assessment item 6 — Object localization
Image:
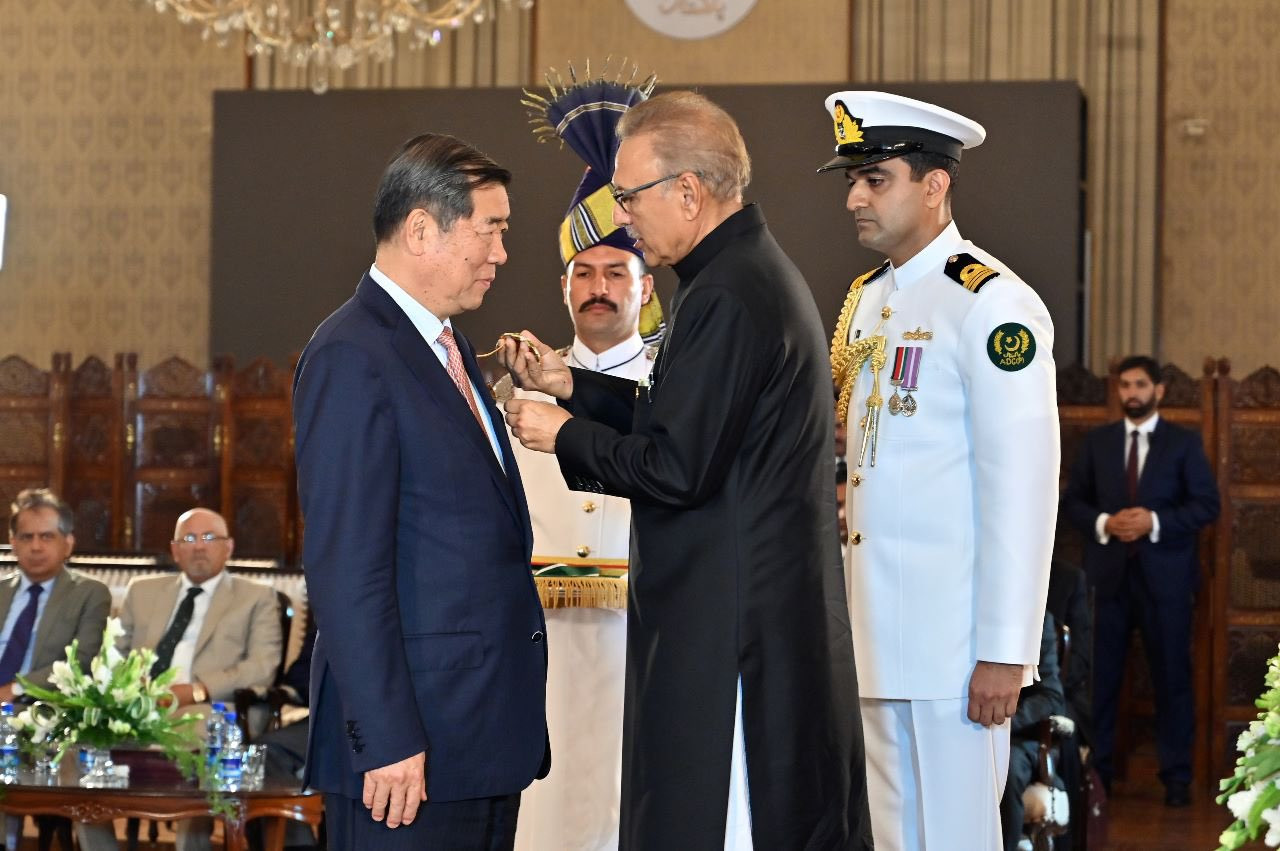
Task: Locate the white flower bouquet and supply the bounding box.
[1219,644,1280,849]
[15,617,209,785]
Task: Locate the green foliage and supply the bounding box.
[13,618,233,817]
[1218,644,1280,849]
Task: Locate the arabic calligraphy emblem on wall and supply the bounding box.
[625,0,758,40]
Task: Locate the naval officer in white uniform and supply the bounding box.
[819,91,1060,850]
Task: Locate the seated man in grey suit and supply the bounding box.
[3,488,111,848]
[1,488,112,701]
[78,507,283,851]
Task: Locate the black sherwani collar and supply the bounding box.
[672,203,766,283]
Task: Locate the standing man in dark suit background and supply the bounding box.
[1063,354,1219,807]
[293,134,548,849]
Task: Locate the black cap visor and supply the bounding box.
[817,127,963,173]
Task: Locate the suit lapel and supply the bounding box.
[31,568,70,661]
[1109,421,1129,502]
[0,574,18,624]
[147,577,183,649]
[457,328,532,548]
[194,575,233,660]
[390,320,511,482]
[1138,418,1170,497]
[357,276,528,542]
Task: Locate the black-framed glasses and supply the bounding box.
[609,172,701,213]
[174,532,230,545]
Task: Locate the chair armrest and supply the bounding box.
[1035,718,1055,785]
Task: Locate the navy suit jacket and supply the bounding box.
[293,274,548,802]
[1062,417,1219,598]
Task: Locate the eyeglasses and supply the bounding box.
[609,172,702,213]
[13,531,63,544]
[174,532,230,545]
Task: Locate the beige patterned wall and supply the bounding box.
[3,1,1259,375]
[0,0,243,369]
[850,0,1161,370]
[1162,0,1279,375]
[532,0,848,85]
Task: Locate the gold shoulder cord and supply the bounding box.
[830,268,880,426]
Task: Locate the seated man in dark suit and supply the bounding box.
[246,616,317,850]
[1001,613,1065,851]
[2,488,112,700]
[3,488,111,848]
[1046,560,1092,748]
[1045,558,1095,849]
[1063,354,1219,807]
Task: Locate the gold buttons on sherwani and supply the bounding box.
[577,545,591,558]
[850,532,864,545]
[582,501,597,513]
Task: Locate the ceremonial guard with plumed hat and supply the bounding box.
[504,62,660,851]
[504,61,664,577]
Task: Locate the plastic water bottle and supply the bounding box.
[219,711,244,791]
[0,702,20,783]
[205,700,227,771]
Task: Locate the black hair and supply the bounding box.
[1115,355,1161,384]
[372,133,511,244]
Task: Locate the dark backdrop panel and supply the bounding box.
[211,81,1082,368]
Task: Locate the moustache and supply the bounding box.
[579,297,618,313]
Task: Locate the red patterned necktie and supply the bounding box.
[437,326,486,431]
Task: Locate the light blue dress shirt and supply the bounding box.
[0,572,58,677]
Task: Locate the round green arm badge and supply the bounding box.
[988,322,1036,371]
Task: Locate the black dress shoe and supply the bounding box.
[1165,781,1191,807]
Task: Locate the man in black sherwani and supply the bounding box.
[502,91,873,851]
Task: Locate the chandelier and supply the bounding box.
[143,0,533,92]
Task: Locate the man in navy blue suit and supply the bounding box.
[1062,354,1218,807]
[293,134,549,849]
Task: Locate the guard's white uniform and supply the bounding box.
[510,333,656,565]
[510,332,654,851]
[840,222,1059,850]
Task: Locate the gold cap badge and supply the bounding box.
[832,98,864,147]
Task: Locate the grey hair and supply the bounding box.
[9,488,75,536]
[616,91,751,203]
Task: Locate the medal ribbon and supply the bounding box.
[890,346,908,384]
[902,347,923,391]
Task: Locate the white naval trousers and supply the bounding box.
[861,697,1010,851]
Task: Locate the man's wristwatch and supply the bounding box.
[190,681,208,704]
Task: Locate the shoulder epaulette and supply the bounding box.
[851,260,891,291]
[945,253,1000,293]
